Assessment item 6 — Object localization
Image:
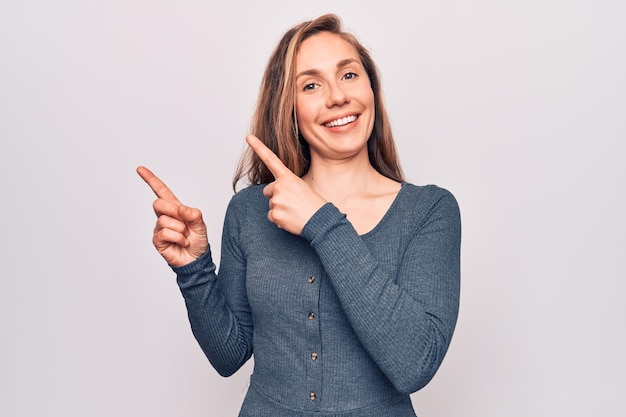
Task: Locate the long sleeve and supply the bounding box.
[172,196,253,377]
[300,185,461,394]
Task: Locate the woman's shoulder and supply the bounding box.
[229,183,267,205]
[223,184,269,230]
[400,182,458,206]
[397,182,461,224]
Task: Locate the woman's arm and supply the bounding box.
[138,166,253,377]
[301,187,461,394]
[173,198,253,377]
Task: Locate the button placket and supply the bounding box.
[303,272,322,409]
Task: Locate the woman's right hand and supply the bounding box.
[137,166,209,267]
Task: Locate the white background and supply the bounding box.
[1,1,624,416]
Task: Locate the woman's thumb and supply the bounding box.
[178,205,205,231]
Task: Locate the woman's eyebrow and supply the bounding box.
[336,58,359,69]
[296,69,319,80]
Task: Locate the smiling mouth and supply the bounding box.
[324,114,358,128]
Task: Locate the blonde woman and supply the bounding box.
[138,13,461,416]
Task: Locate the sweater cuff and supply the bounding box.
[170,247,213,276]
[301,202,347,243]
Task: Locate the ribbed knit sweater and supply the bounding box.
[173,182,461,416]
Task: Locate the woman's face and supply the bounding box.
[294,32,375,164]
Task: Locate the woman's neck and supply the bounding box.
[302,154,402,234]
[302,155,394,203]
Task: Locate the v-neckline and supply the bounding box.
[357,182,407,237]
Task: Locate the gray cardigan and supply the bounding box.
[173,182,461,416]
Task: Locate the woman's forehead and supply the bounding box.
[296,32,361,71]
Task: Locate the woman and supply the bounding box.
[138,13,461,417]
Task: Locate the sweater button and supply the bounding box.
[307,276,316,284]
[309,392,316,401]
[311,352,318,361]
[308,312,315,320]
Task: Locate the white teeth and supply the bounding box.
[325,115,357,127]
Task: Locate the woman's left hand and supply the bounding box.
[246,135,326,235]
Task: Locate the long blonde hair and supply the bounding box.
[233,13,404,190]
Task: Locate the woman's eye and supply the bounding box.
[303,83,318,91]
[343,72,358,80]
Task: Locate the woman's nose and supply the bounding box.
[325,82,350,107]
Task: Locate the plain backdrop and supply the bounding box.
[1,1,624,416]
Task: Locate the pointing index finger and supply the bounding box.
[246,135,290,179]
[136,166,181,203]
